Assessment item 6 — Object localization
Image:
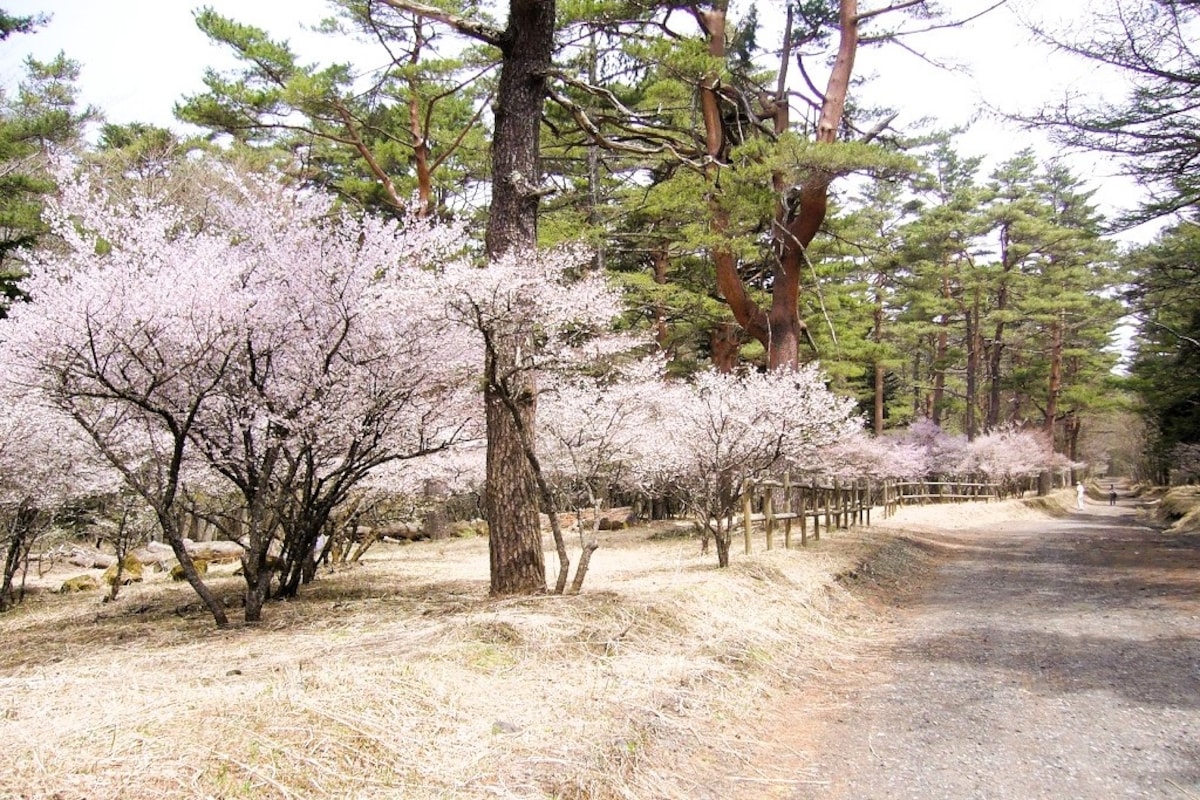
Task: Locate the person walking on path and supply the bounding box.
[1076,481,1085,510]
[1110,484,1118,506]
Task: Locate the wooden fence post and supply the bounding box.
[799,484,808,546]
[764,481,775,551]
[783,472,793,549]
[742,478,753,555]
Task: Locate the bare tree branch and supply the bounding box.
[376,0,505,47]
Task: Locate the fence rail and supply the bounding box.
[738,475,1003,554]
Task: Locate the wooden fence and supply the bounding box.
[738,475,1002,554]
[888,478,1000,507]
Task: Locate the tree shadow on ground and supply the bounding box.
[903,625,1200,708]
[896,513,1200,710]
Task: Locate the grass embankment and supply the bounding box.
[0,498,1048,800]
[1154,485,1200,534]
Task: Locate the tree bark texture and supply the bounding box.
[872,274,886,435]
[482,0,555,595]
[987,226,1015,431]
[965,290,981,440]
[164,520,229,627]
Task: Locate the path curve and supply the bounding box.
[791,493,1200,800]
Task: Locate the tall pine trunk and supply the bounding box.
[987,226,1015,431]
[871,272,886,435]
[482,0,555,594]
[1038,311,1066,496]
[965,287,981,440]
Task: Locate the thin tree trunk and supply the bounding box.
[932,311,949,427]
[964,290,980,440]
[1036,315,1065,497]
[163,517,228,627]
[710,322,741,373]
[652,248,671,349]
[872,272,885,435]
[0,503,36,611]
[987,227,1015,430]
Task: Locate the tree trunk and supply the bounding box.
[164,521,228,627]
[1065,412,1082,479]
[244,567,272,624]
[932,310,949,427]
[1037,310,1067,497]
[964,293,980,440]
[713,521,731,568]
[709,0,860,372]
[0,503,36,612]
[652,247,670,344]
[1044,312,1065,439]
[710,322,741,372]
[423,478,450,540]
[987,228,1015,430]
[872,273,885,435]
[481,0,555,595]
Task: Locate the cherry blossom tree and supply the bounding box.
[645,367,861,567]
[820,431,928,481]
[536,359,662,591]
[0,384,118,610]
[966,427,1065,496]
[177,180,474,618]
[3,174,251,624]
[883,419,1068,495]
[898,418,969,478]
[2,162,478,625]
[435,244,640,592]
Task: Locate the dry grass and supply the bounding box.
[872,490,1074,532]
[1,502,1044,800]
[1158,486,1200,534]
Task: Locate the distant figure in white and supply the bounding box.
[1076,482,1085,510]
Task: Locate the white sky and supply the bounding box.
[0,0,1149,232]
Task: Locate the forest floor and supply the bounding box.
[2,483,1198,799]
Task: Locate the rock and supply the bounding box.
[130,542,175,571]
[186,540,244,564]
[170,558,208,581]
[66,545,115,570]
[450,519,488,538]
[377,521,427,541]
[102,555,144,586]
[58,574,100,593]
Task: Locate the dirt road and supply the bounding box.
[791,495,1200,800]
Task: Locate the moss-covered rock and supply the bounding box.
[58,574,101,593]
[450,519,488,538]
[169,558,208,581]
[102,555,145,586]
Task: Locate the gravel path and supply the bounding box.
[791,495,1200,800]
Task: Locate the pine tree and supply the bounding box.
[1127,222,1200,481]
[0,50,94,313]
[178,5,490,218]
